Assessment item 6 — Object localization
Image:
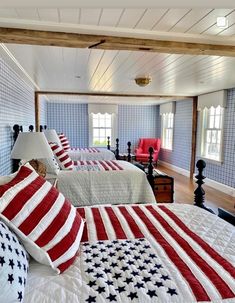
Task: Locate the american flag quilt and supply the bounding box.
[70,148,100,153]
[24,204,235,303]
[73,160,124,171]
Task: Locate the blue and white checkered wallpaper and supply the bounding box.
[39,96,48,126]
[0,57,47,176]
[118,105,159,153]
[159,99,193,171]
[47,103,89,148]
[196,89,235,188]
[47,103,159,153]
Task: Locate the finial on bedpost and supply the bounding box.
[194,159,215,214]
[147,147,154,189]
[115,138,119,160]
[44,125,47,130]
[40,125,43,132]
[127,141,131,162]
[29,125,34,132]
[107,136,110,150]
[12,124,21,172]
[13,124,20,142]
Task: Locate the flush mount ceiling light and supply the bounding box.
[135,77,152,87]
[216,16,228,28]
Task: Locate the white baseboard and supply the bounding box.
[158,160,190,177]
[201,176,235,198]
[159,160,235,197]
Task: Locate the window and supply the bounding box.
[91,113,112,147]
[161,113,174,150]
[201,106,224,162]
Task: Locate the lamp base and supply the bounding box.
[29,159,47,178]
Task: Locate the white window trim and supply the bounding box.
[161,113,174,151]
[88,112,117,148]
[199,106,224,163]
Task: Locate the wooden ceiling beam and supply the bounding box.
[1,27,235,57]
[36,90,191,99]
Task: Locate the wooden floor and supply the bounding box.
[158,164,235,214]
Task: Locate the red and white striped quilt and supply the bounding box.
[73,160,124,171]
[70,147,100,153]
[24,203,235,303]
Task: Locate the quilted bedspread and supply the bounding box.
[24,204,235,303]
[68,148,115,161]
[56,161,155,206]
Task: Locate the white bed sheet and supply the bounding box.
[68,148,115,161]
[24,204,235,303]
[56,160,155,206]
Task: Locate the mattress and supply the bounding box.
[24,203,235,303]
[56,161,155,206]
[68,148,116,161]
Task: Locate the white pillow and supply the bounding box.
[39,157,60,176]
[0,172,17,185]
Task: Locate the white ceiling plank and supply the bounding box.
[99,9,124,27]
[116,8,146,28]
[186,9,233,34]
[37,8,59,22]
[135,9,169,30]
[200,9,235,35]
[170,9,213,33]
[80,8,102,26]
[59,8,80,24]
[152,8,191,32]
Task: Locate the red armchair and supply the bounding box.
[135,138,161,163]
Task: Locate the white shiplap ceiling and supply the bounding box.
[1,7,235,104]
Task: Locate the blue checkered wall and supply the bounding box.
[196,89,235,188]
[39,96,48,126]
[47,103,89,148]
[0,57,43,175]
[159,100,193,171]
[118,105,159,153]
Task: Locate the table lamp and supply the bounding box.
[11,132,54,177]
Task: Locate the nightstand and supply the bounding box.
[151,169,174,203]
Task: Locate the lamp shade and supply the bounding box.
[44,129,62,146]
[11,132,54,160]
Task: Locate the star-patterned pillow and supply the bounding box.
[0,220,29,303]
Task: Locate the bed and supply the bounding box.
[56,160,155,206]
[24,203,235,303]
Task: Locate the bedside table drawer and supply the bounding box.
[154,184,172,192]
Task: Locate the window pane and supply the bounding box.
[217,130,221,144]
[93,129,99,137]
[209,113,214,128]
[100,129,105,137]
[210,107,215,115]
[212,130,217,143]
[206,130,211,143]
[214,115,221,129]
[93,119,99,127]
[215,106,221,115]
[106,129,111,137]
[99,119,105,127]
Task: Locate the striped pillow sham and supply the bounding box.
[58,133,70,151]
[0,164,84,274]
[49,142,74,170]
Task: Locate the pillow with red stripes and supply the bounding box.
[58,133,71,151]
[49,142,74,170]
[0,164,84,274]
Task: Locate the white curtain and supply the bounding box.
[198,90,227,110]
[88,104,118,115]
[160,102,176,115]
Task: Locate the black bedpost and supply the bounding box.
[107,136,110,150]
[29,125,34,132]
[12,124,21,172]
[194,160,215,214]
[147,147,154,189]
[44,125,47,130]
[40,125,43,132]
[115,138,119,160]
[127,141,131,162]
